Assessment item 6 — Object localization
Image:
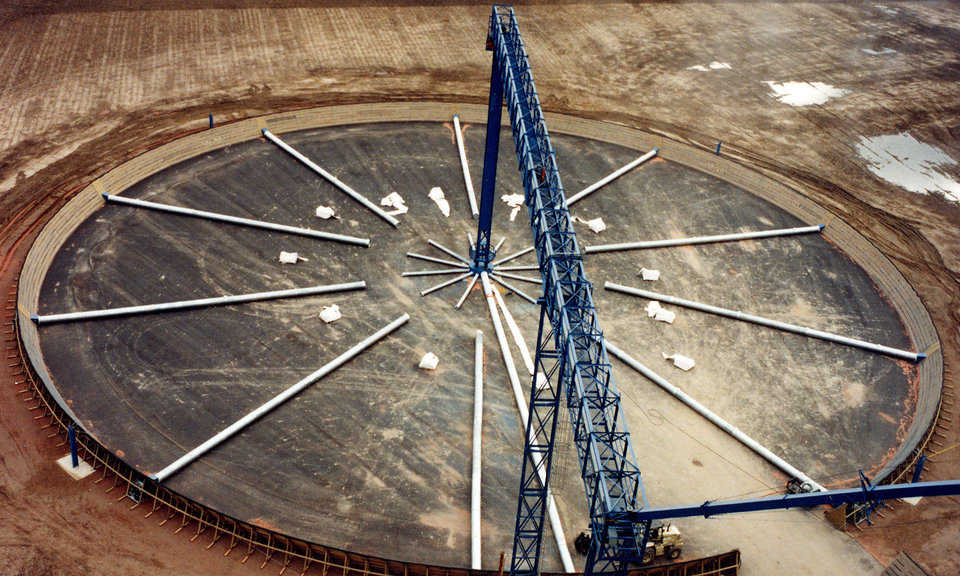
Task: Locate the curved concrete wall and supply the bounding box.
[18,101,940,488]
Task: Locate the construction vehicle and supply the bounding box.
[574,522,683,565]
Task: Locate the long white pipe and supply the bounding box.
[103,194,369,246]
[471,330,483,569]
[604,282,924,362]
[406,252,468,269]
[262,129,400,228]
[490,246,534,267]
[605,341,825,492]
[566,148,658,207]
[584,225,824,254]
[489,275,537,306]
[480,273,574,572]
[456,274,480,309]
[492,286,535,375]
[152,313,409,482]
[454,115,480,218]
[402,269,468,277]
[33,282,366,325]
[420,272,471,296]
[428,239,471,265]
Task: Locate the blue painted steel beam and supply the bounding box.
[482,7,648,576]
[473,35,505,270]
[625,480,960,522]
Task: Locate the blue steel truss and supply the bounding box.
[475,6,649,576]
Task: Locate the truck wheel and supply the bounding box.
[641,549,655,564]
[667,548,681,560]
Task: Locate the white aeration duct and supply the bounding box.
[566,148,658,206]
[584,225,824,254]
[471,330,484,570]
[605,341,825,492]
[453,115,480,218]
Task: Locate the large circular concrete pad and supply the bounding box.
[36,121,918,568]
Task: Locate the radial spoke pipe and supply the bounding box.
[496,265,540,272]
[428,239,471,265]
[489,275,537,305]
[566,148,658,207]
[584,225,824,254]
[454,115,480,218]
[493,271,541,285]
[604,282,924,362]
[152,313,409,482]
[471,330,484,569]
[421,272,472,296]
[262,129,400,228]
[406,252,468,269]
[492,286,535,375]
[402,269,469,278]
[33,282,366,325]
[605,340,825,492]
[480,273,574,572]
[490,245,534,267]
[103,194,370,246]
[456,274,480,309]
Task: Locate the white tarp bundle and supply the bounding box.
[419,352,440,370]
[662,352,695,371]
[501,193,525,221]
[278,251,305,264]
[319,304,341,323]
[573,216,606,234]
[315,205,336,219]
[428,186,451,217]
[640,268,660,281]
[644,299,675,323]
[380,192,409,215]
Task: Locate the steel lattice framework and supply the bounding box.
[474,6,649,576]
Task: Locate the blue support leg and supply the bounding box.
[68,424,78,468]
[474,45,504,270]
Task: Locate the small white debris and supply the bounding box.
[536,372,550,391]
[319,304,341,324]
[428,187,450,217]
[380,192,408,215]
[509,206,522,221]
[645,300,662,318]
[315,205,336,219]
[653,308,676,324]
[418,352,440,370]
[640,268,660,281]
[662,352,695,371]
[279,251,306,264]
[501,193,525,207]
[902,496,923,506]
[573,216,606,234]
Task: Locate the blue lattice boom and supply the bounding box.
[478,6,649,576]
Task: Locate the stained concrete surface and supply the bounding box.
[37,123,913,572]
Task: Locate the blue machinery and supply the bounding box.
[474,5,960,576]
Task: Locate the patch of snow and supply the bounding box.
[856,133,960,202]
[645,300,662,318]
[279,251,306,264]
[654,308,676,324]
[428,186,450,217]
[687,61,732,72]
[764,81,849,106]
[501,193,525,221]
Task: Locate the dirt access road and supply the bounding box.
[1,2,958,575]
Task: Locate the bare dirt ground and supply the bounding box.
[0,1,958,575]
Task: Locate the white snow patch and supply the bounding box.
[640,268,660,281]
[687,61,732,72]
[380,192,408,215]
[856,133,960,202]
[536,372,550,391]
[862,47,896,56]
[319,304,341,324]
[645,300,662,318]
[764,81,849,106]
[428,186,450,217]
[502,193,525,221]
[418,352,439,370]
[654,308,676,324]
[662,352,695,371]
